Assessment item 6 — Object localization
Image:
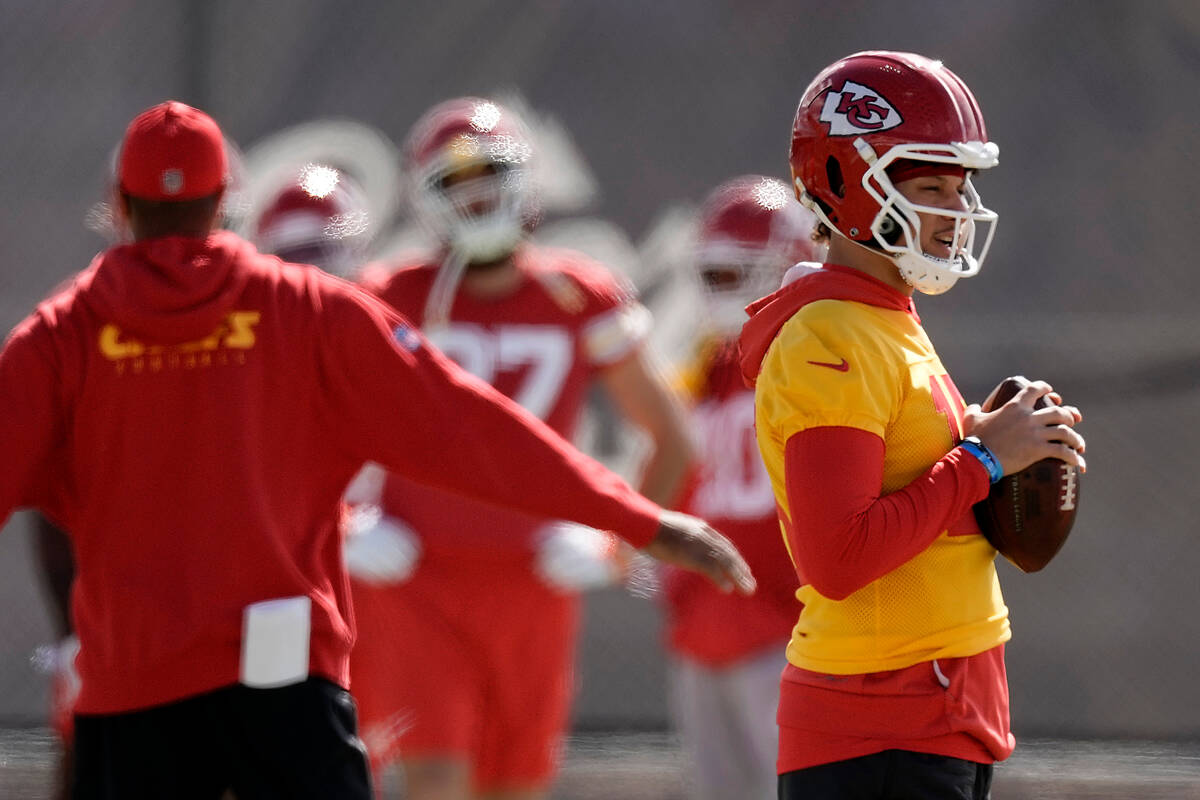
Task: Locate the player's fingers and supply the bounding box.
[1017,380,1054,409]
[1035,405,1082,427]
[1050,442,1088,472]
[692,537,746,595]
[1047,424,1086,454]
[714,542,755,595]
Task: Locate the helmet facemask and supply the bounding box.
[858,141,998,294]
[697,240,794,336]
[410,134,535,264]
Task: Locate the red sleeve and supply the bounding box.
[319,284,663,547]
[783,426,990,600]
[0,316,62,527]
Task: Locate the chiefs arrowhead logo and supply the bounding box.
[819,81,903,136]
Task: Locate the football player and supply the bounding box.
[253,163,372,278]
[345,97,693,800]
[662,175,822,800]
[739,51,1087,798]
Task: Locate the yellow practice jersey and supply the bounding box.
[747,268,1010,675]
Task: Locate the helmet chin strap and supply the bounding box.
[893,251,961,295]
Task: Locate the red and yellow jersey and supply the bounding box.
[364,245,650,556]
[739,264,1013,768]
[750,272,1009,675]
[663,338,799,665]
[744,266,1008,681]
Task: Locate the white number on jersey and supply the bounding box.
[690,392,776,520]
[429,324,572,421]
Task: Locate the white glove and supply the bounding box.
[534,521,625,593]
[343,506,422,585]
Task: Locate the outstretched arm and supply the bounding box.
[323,287,753,593]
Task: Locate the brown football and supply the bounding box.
[972,376,1081,573]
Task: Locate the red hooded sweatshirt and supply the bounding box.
[0,231,661,714]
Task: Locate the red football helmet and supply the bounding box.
[254,164,370,277]
[695,175,823,335]
[789,51,999,294]
[403,97,538,264]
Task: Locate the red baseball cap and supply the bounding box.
[118,101,227,201]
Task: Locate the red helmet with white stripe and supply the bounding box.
[254,164,370,277]
[789,51,999,294]
[403,97,538,263]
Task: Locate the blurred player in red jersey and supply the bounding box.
[344,96,694,800]
[738,52,1086,799]
[662,175,822,800]
[0,100,754,800]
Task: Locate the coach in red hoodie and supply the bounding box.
[0,101,753,800]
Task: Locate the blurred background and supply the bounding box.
[2,0,1199,796]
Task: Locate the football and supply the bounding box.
[972,376,1081,573]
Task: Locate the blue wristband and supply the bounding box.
[959,436,1004,484]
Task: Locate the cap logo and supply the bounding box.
[820,81,903,136]
[161,168,184,195]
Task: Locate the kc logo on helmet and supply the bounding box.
[819,81,903,136]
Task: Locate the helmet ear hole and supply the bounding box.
[878,214,903,246]
[811,195,834,220]
[825,157,845,199]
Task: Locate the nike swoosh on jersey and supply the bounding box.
[807,358,850,372]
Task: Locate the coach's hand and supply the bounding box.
[642,510,756,595]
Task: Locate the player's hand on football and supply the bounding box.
[641,510,756,595]
[963,378,1087,476]
[534,521,626,594]
[342,505,422,585]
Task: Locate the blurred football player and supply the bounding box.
[662,175,821,800]
[345,96,694,800]
[0,100,753,800]
[253,163,372,278]
[738,52,1086,798]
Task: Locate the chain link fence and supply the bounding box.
[2,0,1199,762]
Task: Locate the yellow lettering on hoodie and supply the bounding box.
[99,311,262,365]
[99,325,145,359]
[222,311,261,349]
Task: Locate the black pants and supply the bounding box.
[72,678,371,800]
[778,749,992,800]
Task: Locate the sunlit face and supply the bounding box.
[893,173,969,260]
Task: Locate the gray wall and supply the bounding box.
[2,0,1198,739]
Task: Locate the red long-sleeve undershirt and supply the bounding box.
[782,426,991,600]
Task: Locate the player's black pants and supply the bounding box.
[72,677,371,800]
[778,749,992,800]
